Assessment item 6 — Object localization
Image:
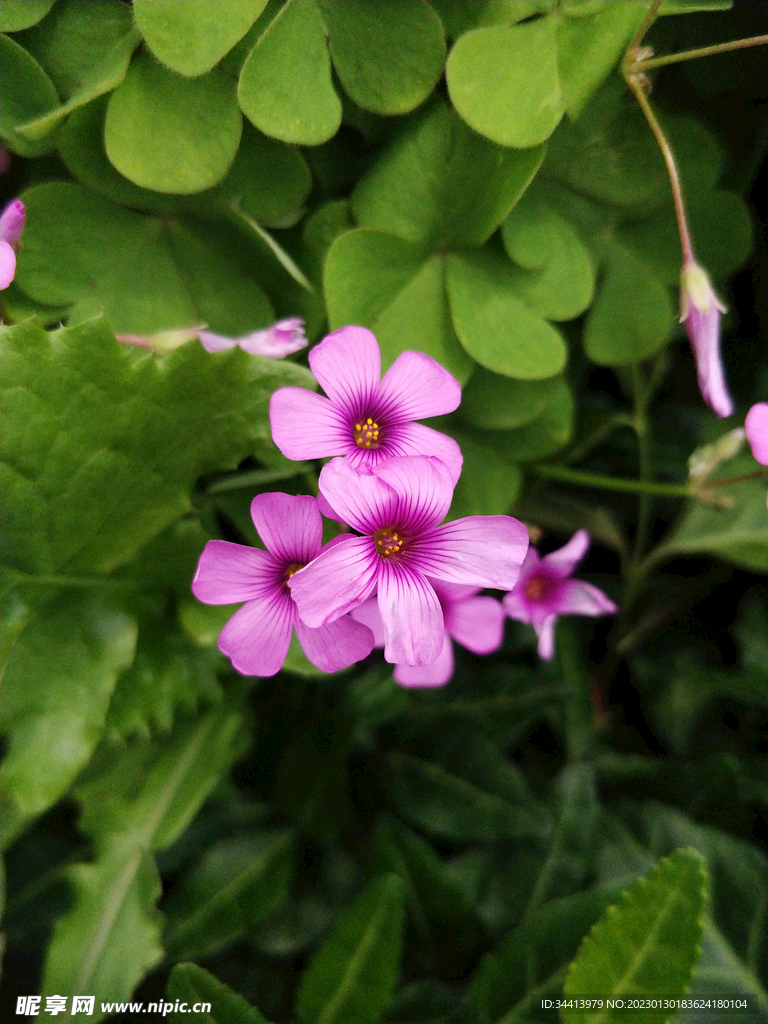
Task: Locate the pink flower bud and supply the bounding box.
[0,199,26,290]
[679,257,732,418]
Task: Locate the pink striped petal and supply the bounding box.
[543,529,590,577]
[378,350,461,420]
[192,540,277,604]
[250,492,322,565]
[373,456,455,533]
[383,422,463,485]
[394,633,454,688]
[318,458,399,535]
[270,387,350,460]
[294,614,375,673]
[289,535,379,627]
[308,325,381,413]
[445,595,505,655]
[413,516,529,590]
[218,592,295,676]
[377,562,444,666]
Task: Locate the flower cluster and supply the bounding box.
[193,326,617,683]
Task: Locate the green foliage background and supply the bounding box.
[1,1,766,1022]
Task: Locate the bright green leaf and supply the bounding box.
[105,51,242,193]
[461,366,564,430]
[167,964,268,1024]
[296,874,405,1024]
[563,848,708,1022]
[317,0,445,115]
[352,99,544,249]
[133,0,266,78]
[444,426,522,521]
[490,377,575,461]
[446,251,568,379]
[324,228,474,381]
[446,16,564,148]
[238,0,341,146]
[0,33,60,156]
[0,0,55,32]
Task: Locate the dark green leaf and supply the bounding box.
[461,367,565,430]
[167,963,268,1024]
[0,33,60,156]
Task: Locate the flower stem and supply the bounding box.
[636,35,768,71]
[531,464,692,499]
[627,0,663,55]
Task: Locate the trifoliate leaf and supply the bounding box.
[0,34,60,156]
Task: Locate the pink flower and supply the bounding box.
[352,581,505,688]
[192,492,374,677]
[679,256,733,418]
[270,325,463,483]
[198,317,307,358]
[0,199,26,290]
[745,403,768,466]
[503,530,617,660]
[288,455,528,666]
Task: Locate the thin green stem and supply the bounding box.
[637,35,768,71]
[228,204,315,293]
[206,464,312,494]
[626,0,662,56]
[564,413,634,465]
[531,464,691,499]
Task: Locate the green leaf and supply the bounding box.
[446,15,564,148]
[461,367,565,430]
[352,99,544,249]
[134,0,267,78]
[0,593,137,846]
[563,848,708,1023]
[324,228,474,382]
[164,830,295,961]
[0,316,312,577]
[167,964,268,1024]
[296,873,406,1024]
[105,51,242,193]
[444,426,522,520]
[584,242,674,366]
[0,34,60,156]
[0,0,55,32]
[446,251,568,379]
[238,0,341,146]
[14,0,141,139]
[317,0,445,115]
[486,378,574,461]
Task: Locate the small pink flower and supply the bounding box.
[270,325,464,483]
[198,317,307,358]
[0,199,26,290]
[679,256,732,418]
[192,492,374,677]
[503,530,617,660]
[352,581,505,688]
[745,403,768,466]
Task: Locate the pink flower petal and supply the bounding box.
[536,615,557,660]
[543,529,590,577]
[349,597,385,647]
[289,535,379,627]
[377,350,461,420]
[413,516,529,590]
[198,331,238,353]
[318,458,399,535]
[294,613,375,673]
[218,592,295,676]
[745,403,768,466]
[394,633,454,688]
[384,422,464,485]
[502,589,532,625]
[377,562,444,665]
[0,239,16,290]
[250,492,322,566]
[555,579,617,618]
[238,317,306,358]
[308,325,381,412]
[445,594,505,655]
[374,455,455,533]
[0,199,25,245]
[270,387,350,460]
[192,540,277,604]
[685,304,733,418]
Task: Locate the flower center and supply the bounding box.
[354,416,381,449]
[524,574,555,602]
[282,562,304,586]
[374,527,404,558]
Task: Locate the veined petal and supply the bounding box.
[350,597,385,647]
[318,458,398,534]
[543,529,590,577]
[394,633,454,688]
[270,387,350,460]
[384,423,464,486]
[373,456,455,533]
[413,516,529,590]
[0,239,16,290]
[289,535,379,627]
[309,325,381,413]
[556,579,617,618]
[218,592,294,676]
[377,350,461,420]
[536,615,557,660]
[192,540,278,604]
[295,614,375,673]
[445,595,505,655]
[250,492,322,565]
[378,562,444,666]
